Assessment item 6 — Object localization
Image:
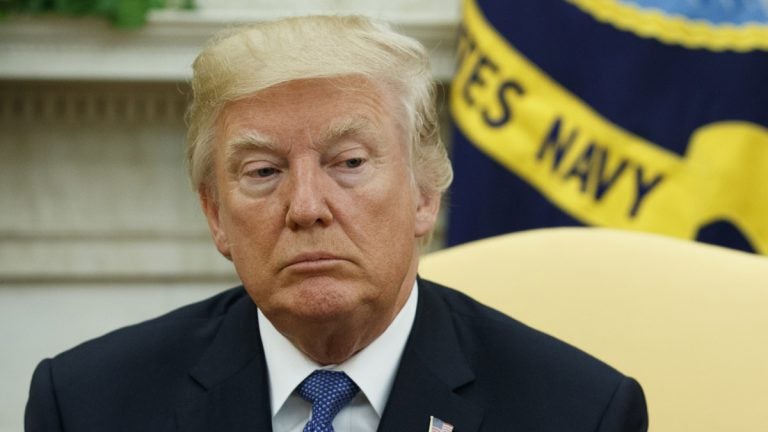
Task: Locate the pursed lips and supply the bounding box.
[281,252,348,272]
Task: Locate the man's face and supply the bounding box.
[201,77,439,348]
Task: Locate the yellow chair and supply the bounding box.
[419,227,768,431]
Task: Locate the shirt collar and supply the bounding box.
[258,280,419,418]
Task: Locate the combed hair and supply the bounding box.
[186,15,452,198]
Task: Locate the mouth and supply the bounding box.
[281,252,348,272]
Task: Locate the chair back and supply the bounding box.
[419,227,768,431]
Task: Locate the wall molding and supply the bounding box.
[0,237,237,283]
[0,12,458,82]
[0,81,188,124]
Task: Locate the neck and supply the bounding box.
[273,267,418,365]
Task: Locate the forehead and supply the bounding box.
[217,77,407,147]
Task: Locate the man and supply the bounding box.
[26,16,648,431]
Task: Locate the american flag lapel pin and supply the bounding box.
[429,415,455,432]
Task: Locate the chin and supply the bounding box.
[294,287,362,322]
[269,276,368,322]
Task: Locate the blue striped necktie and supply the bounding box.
[298,370,360,432]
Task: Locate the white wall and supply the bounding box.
[195,0,459,19]
[0,1,460,81]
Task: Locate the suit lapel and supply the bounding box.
[378,279,484,432]
[174,280,485,431]
[176,292,273,432]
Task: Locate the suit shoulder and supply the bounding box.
[50,286,248,382]
[419,280,647,430]
[421,279,627,384]
[29,287,255,428]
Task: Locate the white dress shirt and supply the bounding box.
[258,281,419,432]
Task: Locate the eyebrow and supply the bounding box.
[222,130,279,174]
[224,129,276,157]
[317,117,374,146]
[222,117,378,172]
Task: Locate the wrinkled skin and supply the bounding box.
[200,77,440,364]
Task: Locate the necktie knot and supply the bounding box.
[298,370,360,432]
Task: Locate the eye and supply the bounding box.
[254,167,278,177]
[343,158,365,169]
[244,165,280,178]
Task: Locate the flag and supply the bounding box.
[448,0,768,254]
[429,416,455,432]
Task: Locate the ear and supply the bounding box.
[199,188,232,260]
[414,189,441,238]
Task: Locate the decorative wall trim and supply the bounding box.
[0,12,458,82]
[0,82,188,124]
[0,238,236,283]
[0,80,202,282]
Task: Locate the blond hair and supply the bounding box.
[186,15,452,198]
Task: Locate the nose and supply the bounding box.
[284,162,333,229]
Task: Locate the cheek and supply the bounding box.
[344,179,418,245]
[221,196,281,252]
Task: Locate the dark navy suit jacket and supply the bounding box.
[26,279,648,431]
